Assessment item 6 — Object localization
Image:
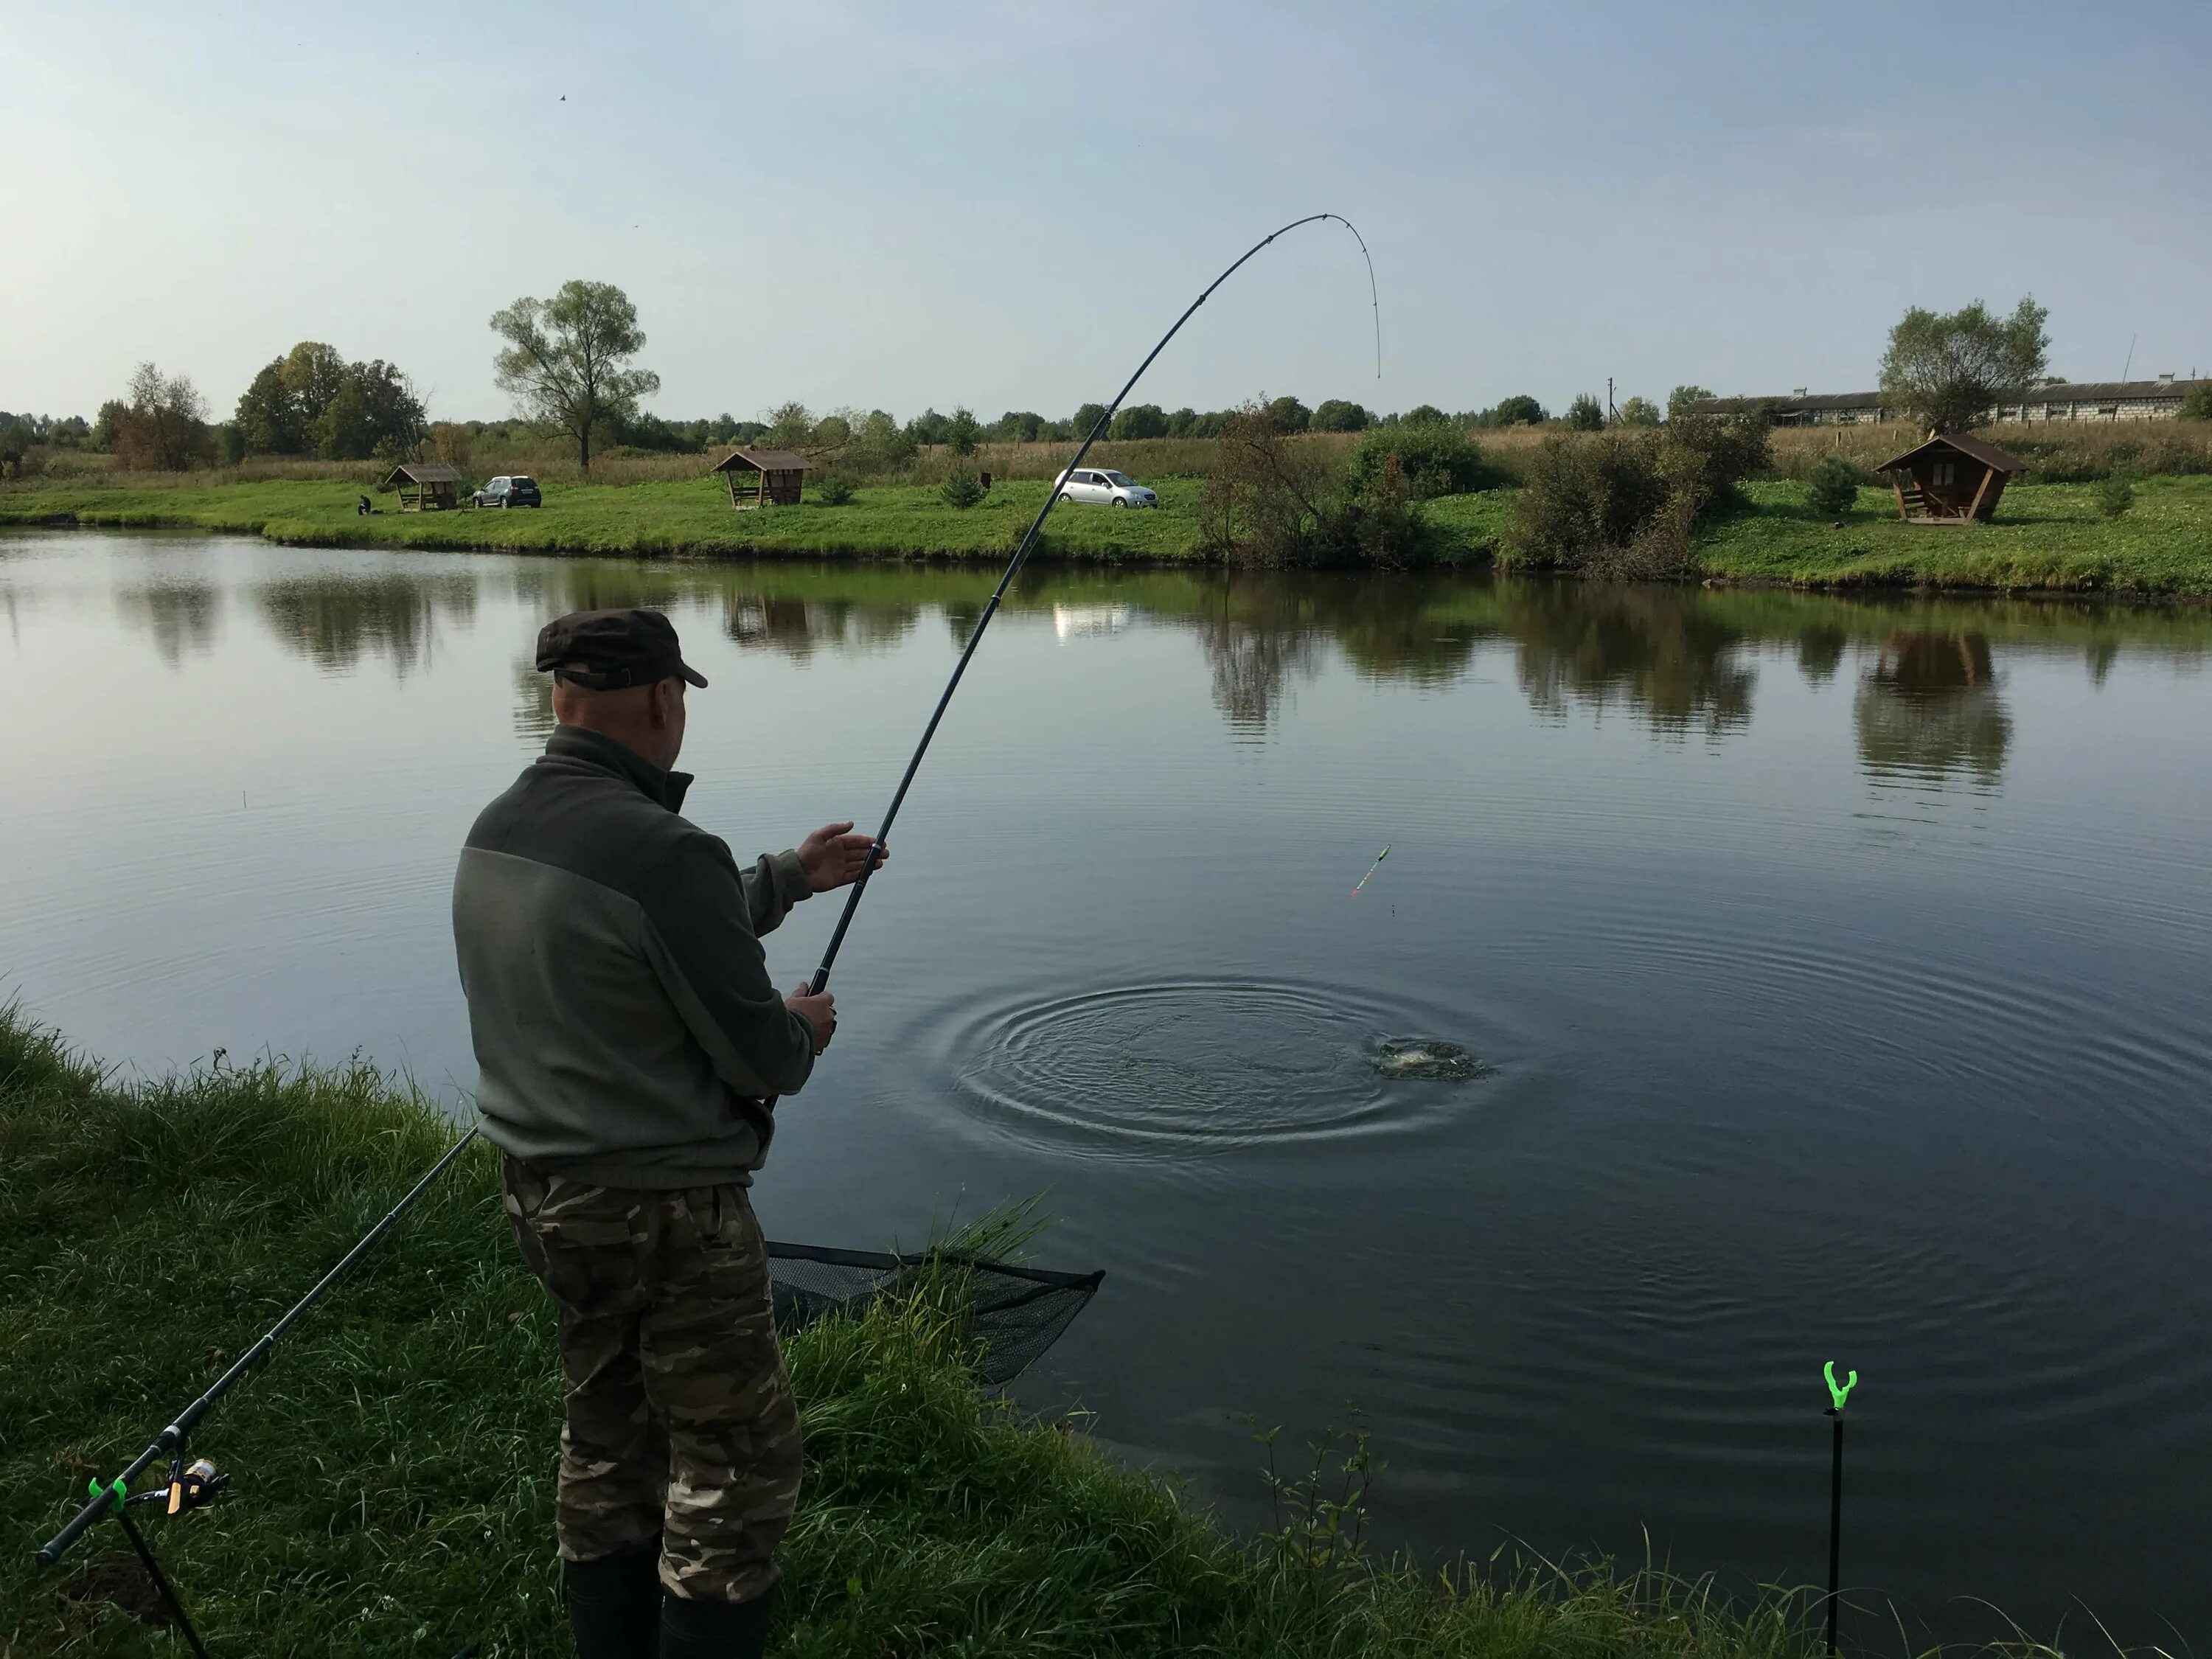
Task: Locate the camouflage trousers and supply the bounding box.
[502,1158,802,1604]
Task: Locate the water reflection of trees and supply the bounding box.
[257,572,479,674]
[723,595,917,659]
[1498,582,1756,736]
[1854,631,2010,785]
[512,653,557,741]
[116,580,221,667]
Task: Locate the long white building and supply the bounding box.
[1686,375,2205,427]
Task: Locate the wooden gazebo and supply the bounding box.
[380,461,460,512]
[1874,433,2026,524]
[712,448,811,510]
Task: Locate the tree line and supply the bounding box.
[11,277,2190,481]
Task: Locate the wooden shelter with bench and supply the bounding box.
[380,461,461,512]
[713,448,811,509]
[1874,433,2026,524]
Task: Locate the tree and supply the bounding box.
[764,402,815,450]
[1109,403,1167,440]
[1565,393,1604,431]
[1165,408,1198,437]
[1618,396,1663,427]
[849,410,916,471]
[1310,399,1371,433]
[1878,296,2049,434]
[114,363,214,470]
[316,377,375,460]
[1071,402,1110,440]
[1666,385,1716,418]
[235,360,306,455]
[945,406,981,456]
[279,342,349,426]
[490,280,661,473]
[91,400,127,452]
[1401,404,1448,426]
[1806,454,1860,516]
[995,410,1043,442]
[234,343,422,459]
[1489,394,1547,426]
[2180,383,2212,422]
[1264,395,1311,434]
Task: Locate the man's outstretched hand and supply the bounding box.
[798,821,885,893]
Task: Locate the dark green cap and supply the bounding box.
[535,608,708,690]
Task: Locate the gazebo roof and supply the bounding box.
[712,448,813,473]
[380,462,461,485]
[1875,433,2026,475]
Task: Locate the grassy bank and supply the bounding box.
[1692,476,2212,596]
[0,1009,1826,1658]
[7,470,2209,596]
[0,476,1513,568]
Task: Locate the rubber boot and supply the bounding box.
[658,1585,776,1659]
[564,1542,663,1659]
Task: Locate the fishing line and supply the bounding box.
[803,212,1381,995]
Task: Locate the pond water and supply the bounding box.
[4,529,2211,1646]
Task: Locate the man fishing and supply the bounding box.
[451,608,881,1659]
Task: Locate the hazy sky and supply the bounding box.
[7,1,2209,426]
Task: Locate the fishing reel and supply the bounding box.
[106,1454,229,1519]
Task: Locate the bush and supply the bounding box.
[1200,403,1438,568]
[1346,423,1486,499]
[815,473,856,507]
[2097,476,2135,519]
[939,471,987,509]
[1806,453,1861,516]
[1506,413,1769,577]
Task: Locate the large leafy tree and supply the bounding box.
[1666,385,1715,418]
[234,342,425,459]
[1879,297,2049,434]
[490,280,660,473]
[114,362,214,470]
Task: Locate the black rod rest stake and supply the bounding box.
[1821,1360,1857,1655]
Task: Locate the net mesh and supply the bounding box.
[767,1242,1103,1387]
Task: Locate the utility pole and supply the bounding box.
[1607,376,1618,424]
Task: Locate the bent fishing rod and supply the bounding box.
[35,212,1380,1598]
[799,211,1380,996]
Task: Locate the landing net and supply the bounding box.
[768,1242,1103,1387]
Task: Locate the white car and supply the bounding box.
[1053,467,1158,508]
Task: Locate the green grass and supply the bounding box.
[0,476,1505,569]
[10,470,2209,595]
[1,1008,1837,1658]
[1691,477,2212,596]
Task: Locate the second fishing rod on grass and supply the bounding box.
[36,212,1382,1585]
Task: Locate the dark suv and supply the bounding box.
[472,475,542,509]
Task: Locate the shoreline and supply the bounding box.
[6,473,2209,598]
[0,1009,1838,1655]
